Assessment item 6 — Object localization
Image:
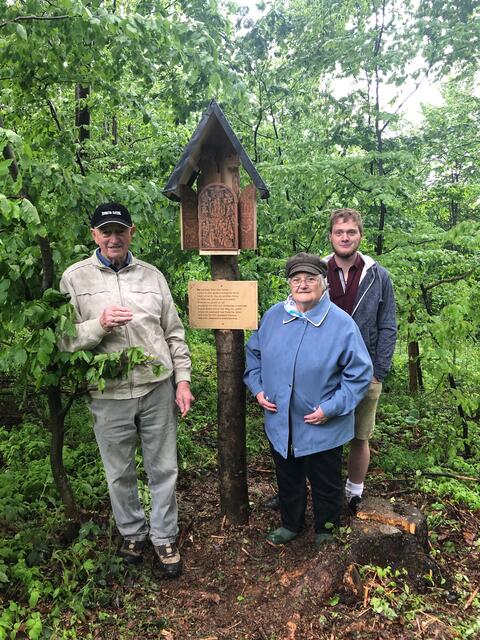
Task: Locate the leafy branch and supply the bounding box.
[422,267,478,291]
[381,238,438,255]
[335,171,372,193]
[0,15,72,29]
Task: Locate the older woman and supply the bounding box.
[244,253,372,546]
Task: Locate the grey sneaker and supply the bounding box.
[118,538,146,565]
[154,542,182,578]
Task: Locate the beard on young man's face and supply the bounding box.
[335,247,357,258]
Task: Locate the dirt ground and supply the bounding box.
[67,461,480,640]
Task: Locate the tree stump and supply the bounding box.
[290,497,430,603]
[265,497,430,629]
[349,496,429,584]
[290,555,363,603]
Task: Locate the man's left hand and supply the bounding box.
[176,381,194,417]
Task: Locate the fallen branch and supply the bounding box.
[464,586,479,611]
[395,471,478,483]
[419,472,478,482]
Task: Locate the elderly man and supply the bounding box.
[59,202,193,578]
[326,208,397,514]
[245,254,372,546]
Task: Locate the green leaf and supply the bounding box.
[0,158,13,177]
[0,279,10,304]
[43,288,69,305]
[28,588,40,608]
[26,614,42,640]
[12,348,28,366]
[36,349,51,366]
[16,24,28,40]
[82,558,95,571]
[20,200,40,225]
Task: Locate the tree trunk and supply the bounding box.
[47,385,79,529]
[75,84,90,144]
[2,113,79,528]
[373,17,387,257]
[407,310,423,394]
[375,199,387,255]
[408,340,423,394]
[211,255,249,524]
[112,115,118,145]
[448,374,471,459]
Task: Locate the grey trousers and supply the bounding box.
[90,381,179,546]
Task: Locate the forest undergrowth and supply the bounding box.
[0,343,479,639]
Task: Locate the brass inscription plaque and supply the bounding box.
[188,280,258,330]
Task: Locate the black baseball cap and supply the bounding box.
[91,202,132,228]
[285,253,327,278]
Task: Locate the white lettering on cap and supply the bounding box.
[101,210,122,216]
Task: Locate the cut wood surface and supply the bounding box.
[252,496,433,640]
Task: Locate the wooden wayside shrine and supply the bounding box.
[163,99,269,525]
[164,101,268,255]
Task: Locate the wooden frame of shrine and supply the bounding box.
[163,99,269,525]
[163,99,269,255]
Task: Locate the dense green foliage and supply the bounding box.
[1,0,479,636]
[1,344,479,637]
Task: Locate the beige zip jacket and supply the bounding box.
[59,251,191,399]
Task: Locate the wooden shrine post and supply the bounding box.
[197,147,248,523]
[210,255,249,523]
[163,100,269,525]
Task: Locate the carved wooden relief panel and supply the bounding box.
[198,183,238,252]
[238,183,257,250]
[180,185,199,250]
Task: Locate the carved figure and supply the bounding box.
[198,183,238,251]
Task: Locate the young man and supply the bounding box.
[59,202,194,577]
[325,208,397,513]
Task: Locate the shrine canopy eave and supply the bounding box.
[163,99,269,202]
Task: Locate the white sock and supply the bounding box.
[345,479,364,501]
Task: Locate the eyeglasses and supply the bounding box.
[289,275,320,287]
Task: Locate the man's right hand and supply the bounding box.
[256,391,277,412]
[100,305,133,331]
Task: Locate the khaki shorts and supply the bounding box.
[354,381,382,440]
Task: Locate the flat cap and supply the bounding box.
[285,252,327,278]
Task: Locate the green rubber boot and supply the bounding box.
[315,532,335,548]
[266,527,299,545]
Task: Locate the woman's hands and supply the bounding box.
[304,406,328,424]
[256,391,277,412]
[256,392,327,423]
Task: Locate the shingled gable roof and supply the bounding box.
[163,99,269,201]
